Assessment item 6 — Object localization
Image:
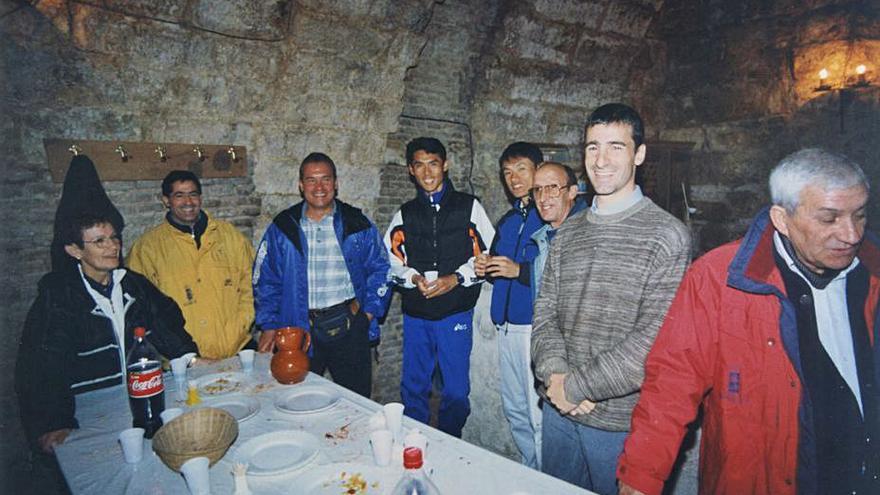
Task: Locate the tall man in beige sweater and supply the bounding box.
[531,103,691,495]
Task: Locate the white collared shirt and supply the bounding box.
[773,232,863,415]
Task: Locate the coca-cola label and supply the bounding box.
[128,366,164,398]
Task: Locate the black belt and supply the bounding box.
[309,298,355,319]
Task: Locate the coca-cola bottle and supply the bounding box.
[390,447,441,495]
[126,326,165,438]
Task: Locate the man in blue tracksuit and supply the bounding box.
[253,152,390,398]
[475,142,545,468]
[384,137,495,437]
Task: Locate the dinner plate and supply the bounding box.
[201,394,260,422]
[194,372,247,397]
[233,430,320,476]
[274,384,341,414]
[296,462,387,494]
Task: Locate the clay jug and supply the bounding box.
[270,327,311,384]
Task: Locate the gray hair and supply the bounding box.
[769,148,869,213]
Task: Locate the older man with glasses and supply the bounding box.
[529,162,588,298]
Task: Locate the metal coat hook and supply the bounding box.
[154,145,167,162]
[114,145,130,162]
[226,146,238,162]
[193,146,205,161]
[68,144,82,156]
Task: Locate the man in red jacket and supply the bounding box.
[618,148,880,495]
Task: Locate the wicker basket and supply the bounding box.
[152,407,238,472]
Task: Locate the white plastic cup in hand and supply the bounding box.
[160,407,183,424]
[180,456,211,495]
[423,271,439,283]
[383,402,405,442]
[118,427,145,463]
[175,377,188,402]
[170,356,189,380]
[238,349,255,372]
[369,429,393,466]
[404,429,428,458]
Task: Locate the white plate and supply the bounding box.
[233,430,320,476]
[193,372,247,397]
[201,394,260,422]
[274,384,341,414]
[296,462,387,494]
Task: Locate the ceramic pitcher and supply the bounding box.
[270,327,311,384]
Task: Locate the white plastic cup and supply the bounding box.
[238,349,255,372]
[367,411,387,431]
[383,402,405,442]
[424,271,439,282]
[160,407,183,424]
[180,456,211,495]
[118,427,145,463]
[404,428,428,458]
[170,356,189,380]
[175,377,188,402]
[369,429,394,466]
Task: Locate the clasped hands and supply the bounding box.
[546,373,596,416]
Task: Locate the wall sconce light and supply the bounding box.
[816,68,831,91]
[854,64,868,87]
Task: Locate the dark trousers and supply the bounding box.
[309,308,372,398]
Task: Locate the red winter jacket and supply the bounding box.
[617,208,880,495]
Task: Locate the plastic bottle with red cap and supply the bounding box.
[390,447,441,495]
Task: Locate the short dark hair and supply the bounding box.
[499,142,543,170]
[162,170,202,196]
[299,152,337,181]
[62,212,116,248]
[537,161,578,187]
[585,103,645,148]
[406,137,447,165]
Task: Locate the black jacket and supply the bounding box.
[15,267,197,445]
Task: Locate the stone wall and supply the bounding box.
[1,0,432,488]
[643,0,880,252]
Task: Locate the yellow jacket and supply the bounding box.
[127,214,255,359]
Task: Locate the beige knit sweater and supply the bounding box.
[531,197,692,431]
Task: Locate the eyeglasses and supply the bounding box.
[83,235,121,249]
[530,183,572,198]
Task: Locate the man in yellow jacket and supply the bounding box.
[128,171,256,359]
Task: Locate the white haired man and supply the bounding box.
[618,148,880,495]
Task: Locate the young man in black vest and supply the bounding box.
[384,137,495,437]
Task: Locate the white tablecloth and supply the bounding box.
[55,353,593,494]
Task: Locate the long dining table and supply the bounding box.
[54,352,594,494]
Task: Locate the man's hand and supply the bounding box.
[415,274,459,299]
[474,253,490,277]
[38,429,72,454]
[568,399,596,416]
[619,482,647,495]
[485,255,520,279]
[546,373,577,413]
[258,330,276,353]
[365,312,374,322]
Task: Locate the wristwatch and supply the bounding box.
[455,272,466,285]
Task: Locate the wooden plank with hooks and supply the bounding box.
[44,139,248,182]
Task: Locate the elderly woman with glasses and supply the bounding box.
[15,212,197,457]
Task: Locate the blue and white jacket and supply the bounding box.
[253,199,390,342]
[488,200,544,325]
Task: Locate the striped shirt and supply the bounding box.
[302,203,355,309]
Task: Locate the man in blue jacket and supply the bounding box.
[253,152,390,397]
[475,142,545,468]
